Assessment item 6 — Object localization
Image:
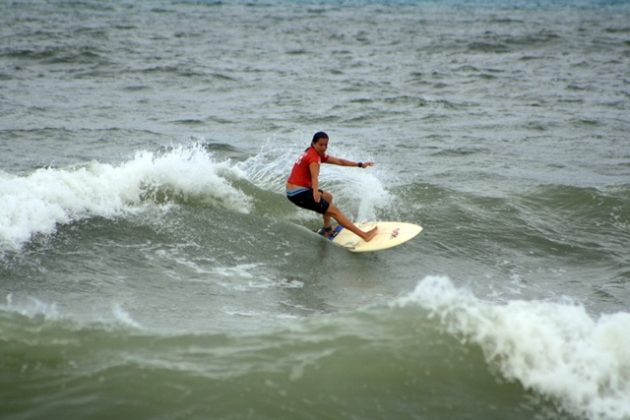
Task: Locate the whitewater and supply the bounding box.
[1,0,629,419]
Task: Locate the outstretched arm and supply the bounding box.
[326,156,374,168]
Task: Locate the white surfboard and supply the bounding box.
[317,221,423,253]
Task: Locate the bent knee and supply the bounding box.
[325,204,339,216]
[322,191,333,203]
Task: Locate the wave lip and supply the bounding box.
[0,144,250,250]
[398,276,630,420]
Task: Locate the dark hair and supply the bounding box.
[311,131,329,145]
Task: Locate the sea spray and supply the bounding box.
[397,276,630,420]
[0,144,251,249]
[239,140,391,222]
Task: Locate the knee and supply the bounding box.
[325,203,339,217]
[322,191,333,203]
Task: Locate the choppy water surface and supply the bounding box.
[1,1,629,419]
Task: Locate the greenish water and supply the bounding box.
[1,1,629,419]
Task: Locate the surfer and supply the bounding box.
[286,131,378,242]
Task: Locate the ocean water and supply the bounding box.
[1,0,630,419]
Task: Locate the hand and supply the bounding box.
[360,161,374,168]
[313,189,321,203]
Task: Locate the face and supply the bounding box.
[313,138,329,156]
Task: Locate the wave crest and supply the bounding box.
[398,276,630,420]
[0,144,251,249]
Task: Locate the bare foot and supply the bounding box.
[361,226,378,242]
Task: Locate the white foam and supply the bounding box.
[328,166,391,221]
[213,263,260,279]
[0,144,251,249]
[238,141,296,195]
[212,263,303,291]
[1,295,60,320]
[398,276,630,420]
[112,303,142,329]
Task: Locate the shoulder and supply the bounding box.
[305,147,322,163]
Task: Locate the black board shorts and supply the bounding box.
[287,188,330,215]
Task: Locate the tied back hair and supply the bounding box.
[306,131,329,151]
